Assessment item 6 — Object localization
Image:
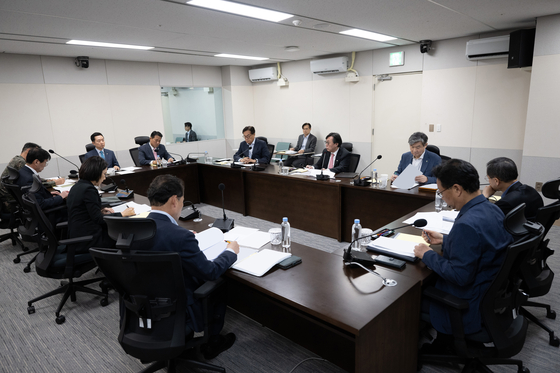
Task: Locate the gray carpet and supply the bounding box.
[1,206,559,373]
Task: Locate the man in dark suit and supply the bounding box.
[184,122,198,142]
[138,131,174,166]
[391,132,441,184]
[308,132,350,173]
[16,147,68,214]
[146,174,239,360]
[233,126,270,164]
[284,122,317,168]
[483,157,544,221]
[83,132,120,170]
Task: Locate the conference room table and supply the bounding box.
[115,161,435,242]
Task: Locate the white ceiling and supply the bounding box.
[1,0,559,67]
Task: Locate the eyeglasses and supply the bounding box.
[243,134,254,139]
[436,187,449,198]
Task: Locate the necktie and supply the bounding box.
[99,150,105,159]
[153,149,158,161]
[328,153,335,169]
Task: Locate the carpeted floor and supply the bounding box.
[0,204,559,372]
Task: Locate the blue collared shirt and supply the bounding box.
[501,180,519,199]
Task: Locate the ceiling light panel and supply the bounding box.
[67,40,154,50]
[340,29,396,42]
[215,53,269,60]
[187,0,293,22]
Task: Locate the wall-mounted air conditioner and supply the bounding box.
[248,66,278,82]
[310,56,348,74]
[466,35,510,61]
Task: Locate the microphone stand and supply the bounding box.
[354,155,382,187]
[48,149,79,179]
[212,183,234,232]
[168,152,186,165]
[186,152,207,163]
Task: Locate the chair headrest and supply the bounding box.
[85,143,96,152]
[135,136,150,146]
[542,178,560,200]
[104,216,157,251]
[30,175,43,194]
[6,166,19,182]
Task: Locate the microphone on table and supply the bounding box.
[186,151,207,163]
[212,183,234,232]
[100,176,118,192]
[354,155,382,187]
[231,146,252,168]
[343,219,428,266]
[116,178,134,199]
[48,149,79,179]
[168,152,186,165]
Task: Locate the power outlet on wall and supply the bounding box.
[535,182,543,192]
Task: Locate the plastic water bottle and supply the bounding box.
[278,157,284,172]
[435,192,443,212]
[156,155,162,168]
[372,168,379,188]
[351,219,362,250]
[281,217,291,249]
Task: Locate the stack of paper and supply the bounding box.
[195,227,228,260]
[232,249,291,277]
[403,211,456,234]
[367,236,417,261]
[392,164,422,189]
[300,168,336,179]
[113,202,152,216]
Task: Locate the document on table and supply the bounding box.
[232,249,291,277]
[237,231,271,249]
[403,211,456,234]
[300,168,336,179]
[195,227,228,261]
[119,166,142,171]
[223,226,259,241]
[391,164,422,189]
[367,236,417,261]
[419,183,438,191]
[233,162,254,167]
[395,233,429,246]
[112,202,151,215]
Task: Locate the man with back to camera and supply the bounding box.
[391,132,441,184]
[184,122,198,142]
[482,157,543,221]
[233,126,270,164]
[83,132,120,170]
[146,174,239,359]
[138,131,174,166]
[413,159,513,351]
[283,122,317,168]
[1,143,64,212]
[307,132,350,173]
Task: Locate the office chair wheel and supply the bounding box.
[550,335,560,347]
[100,298,109,307]
[22,246,29,252]
[547,309,556,319]
[23,266,31,273]
[55,315,66,325]
[519,367,530,373]
[13,257,21,264]
[27,306,35,314]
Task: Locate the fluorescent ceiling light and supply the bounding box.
[188,0,293,22]
[340,29,396,42]
[67,40,154,50]
[215,53,269,61]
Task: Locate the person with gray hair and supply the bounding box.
[482,157,543,221]
[391,131,441,184]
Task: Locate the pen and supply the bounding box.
[423,229,431,243]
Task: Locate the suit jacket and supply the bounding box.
[293,133,317,154]
[313,147,351,174]
[66,179,120,253]
[184,130,198,142]
[233,139,270,164]
[16,166,64,211]
[138,143,174,165]
[394,149,442,184]
[83,148,120,168]
[496,182,544,221]
[147,212,237,332]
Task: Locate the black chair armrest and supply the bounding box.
[424,286,469,310]
[56,221,68,229]
[59,235,94,246]
[194,277,225,299]
[44,205,67,214]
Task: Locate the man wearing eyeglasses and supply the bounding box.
[233,126,270,164]
[307,132,350,173]
[413,159,512,350]
[391,132,441,184]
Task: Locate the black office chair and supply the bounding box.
[90,217,225,373]
[518,177,560,346]
[340,142,353,152]
[129,148,141,167]
[347,153,361,173]
[85,143,95,152]
[135,136,150,146]
[0,173,24,249]
[23,191,108,324]
[266,143,275,163]
[256,136,267,144]
[426,145,440,155]
[419,203,542,373]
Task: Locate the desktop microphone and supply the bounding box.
[100,176,118,192]
[231,146,252,168]
[354,155,382,187]
[179,201,201,220]
[186,152,207,163]
[316,169,330,180]
[48,149,79,178]
[342,219,428,265]
[168,152,186,165]
[115,178,134,199]
[212,183,234,232]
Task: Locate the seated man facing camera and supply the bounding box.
[391,132,441,184]
[146,174,239,360]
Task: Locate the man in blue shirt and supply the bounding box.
[482,157,543,221]
[84,132,120,170]
[414,159,513,342]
